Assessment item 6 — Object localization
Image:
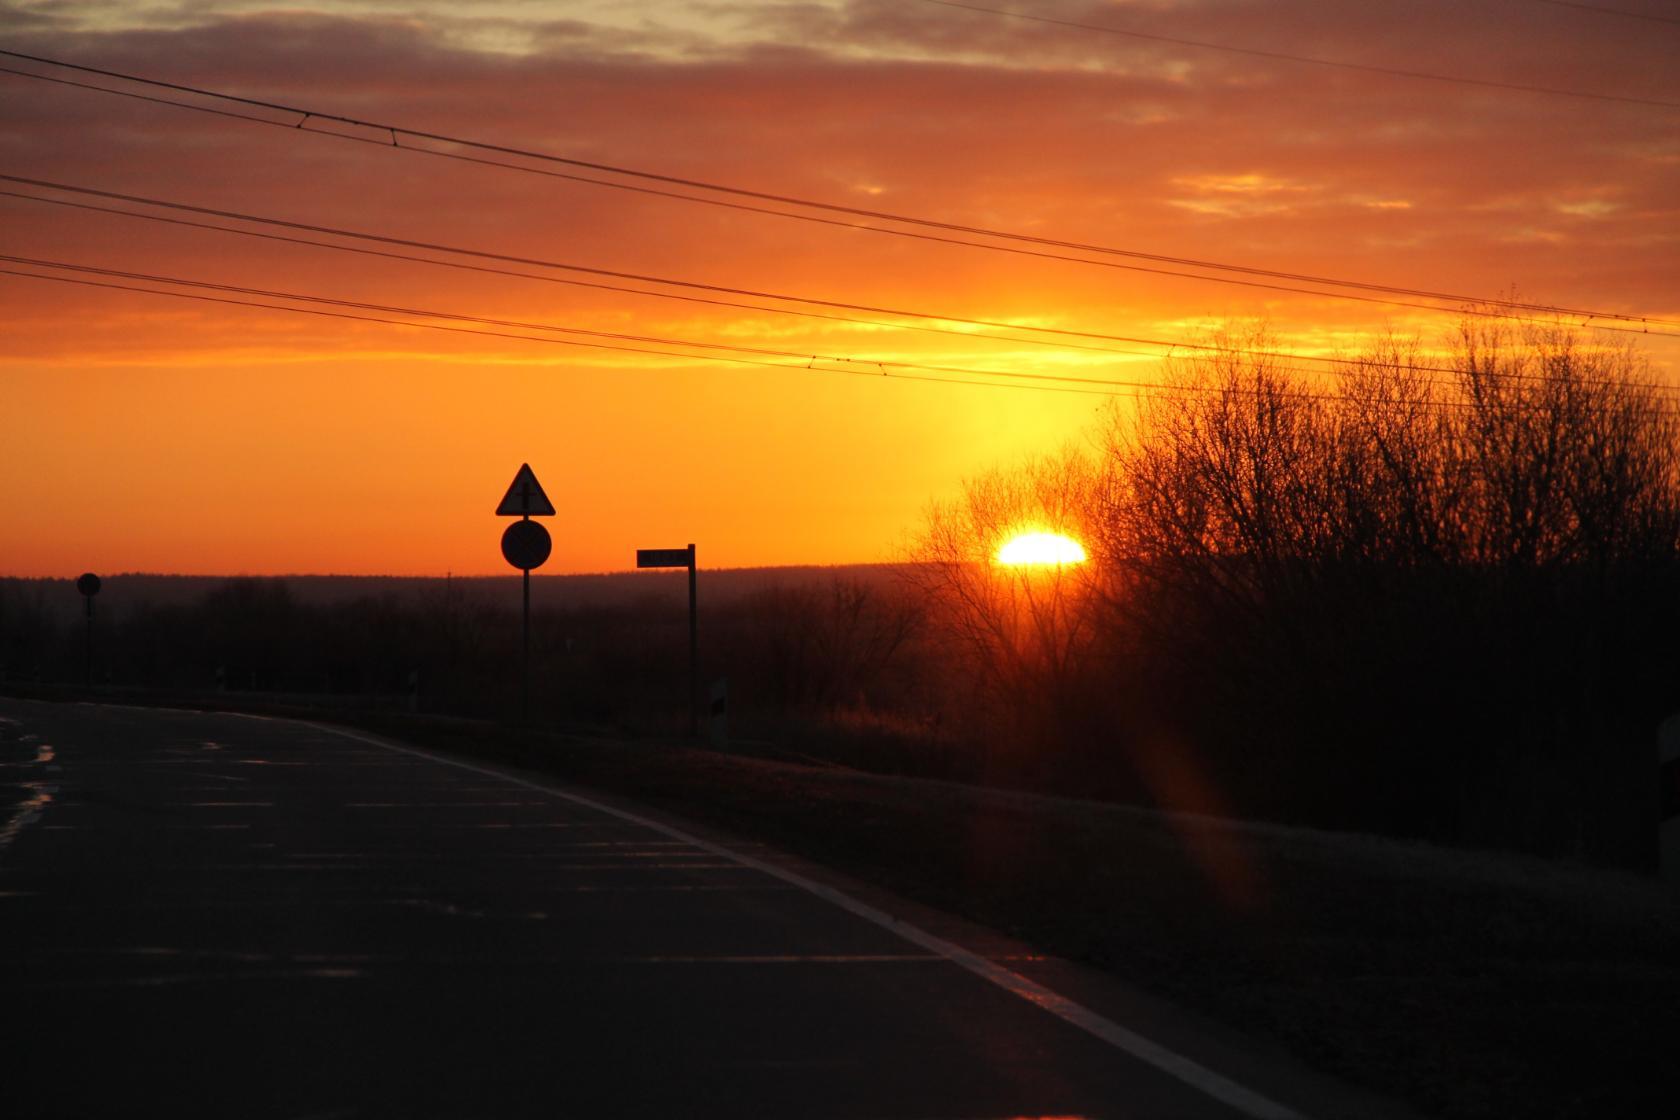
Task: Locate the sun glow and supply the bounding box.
[995,531,1087,566]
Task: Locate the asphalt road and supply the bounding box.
[1,700,1341,1119]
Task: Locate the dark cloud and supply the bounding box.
[2,1,1675,355]
[4,2,1675,576]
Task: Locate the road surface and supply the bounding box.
[1,699,1368,1119]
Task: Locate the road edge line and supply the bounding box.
[300,718,1308,1120]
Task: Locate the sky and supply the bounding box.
[2,0,1677,576]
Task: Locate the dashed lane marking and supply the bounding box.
[286,717,1308,1120]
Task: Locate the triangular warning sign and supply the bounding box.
[495,463,556,516]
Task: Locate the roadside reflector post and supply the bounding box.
[75,572,101,688]
[495,464,556,725]
[687,544,698,738]
[636,543,700,737]
[1662,714,1680,892]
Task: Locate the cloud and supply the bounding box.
[1,5,1672,307]
[3,1,1676,574]
[0,5,1671,373]
[1554,199,1619,219]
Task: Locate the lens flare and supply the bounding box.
[995,531,1087,566]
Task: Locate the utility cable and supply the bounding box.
[1519,0,1680,27]
[1,51,1673,331]
[0,187,1179,364]
[916,0,1680,107]
[0,266,1124,397]
[0,253,1182,391]
[8,175,1675,401]
[1,189,1659,402]
[7,129,1668,342]
[5,256,1671,413]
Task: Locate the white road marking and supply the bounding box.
[343,801,548,808]
[619,953,939,964]
[21,967,365,991]
[293,719,1309,1120]
[534,884,795,893]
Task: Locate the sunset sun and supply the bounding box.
[995,531,1087,566]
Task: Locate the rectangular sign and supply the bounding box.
[636,547,692,569]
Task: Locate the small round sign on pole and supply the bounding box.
[500,520,552,571]
[76,572,102,598]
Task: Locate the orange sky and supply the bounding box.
[3,0,1677,575]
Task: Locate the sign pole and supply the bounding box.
[75,573,101,688]
[634,544,702,738]
[84,593,94,687]
[494,463,555,726]
[523,522,532,724]
[687,543,698,738]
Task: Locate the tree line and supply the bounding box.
[909,319,1680,866]
[3,318,1675,866]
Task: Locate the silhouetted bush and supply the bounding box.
[1089,321,1680,864]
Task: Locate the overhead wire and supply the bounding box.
[8,127,1668,343]
[0,253,1169,392]
[1,51,1674,332]
[1,60,1577,331]
[1518,0,1680,27]
[914,0,1680,108]
[7,175,1677,399]
[0,186,1185,364]
[4,255,1673,414]
[0,266,1131,397]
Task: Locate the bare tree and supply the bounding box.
[905,447,1107,751]
[1088,316,1680,857]
[740,577,922,713]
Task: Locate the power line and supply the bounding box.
[15,104,1666,339]
[915,0,1680,108]
[0,253,1168,392]
[0,186,1182,364]
[1518,0,1680,27]
[7,175,1675,401]
[3,174,1316,359]
[0,62,1523,329]
[1,51,1673,332]
[4,185,1672,402]
[5,255,1672,414]
[0,266,1121,397]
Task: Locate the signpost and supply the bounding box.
[75,572,100,687]
[496,464,555,722]
[636,543,699,737]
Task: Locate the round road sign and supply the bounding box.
[76,572,102,597]
[501,520,552,571]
